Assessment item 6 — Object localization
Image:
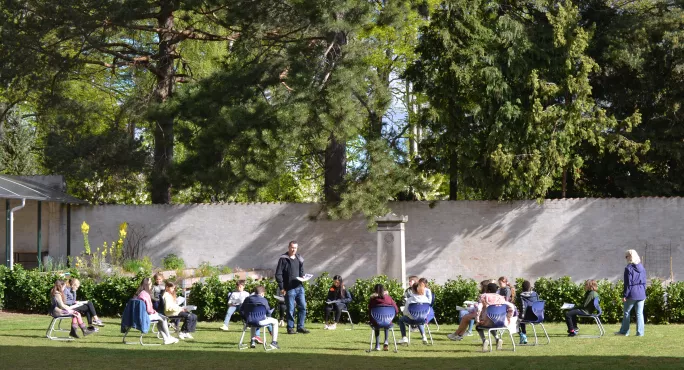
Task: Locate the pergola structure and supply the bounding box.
[0,175,88,269]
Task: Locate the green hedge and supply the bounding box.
[2,265,684,325]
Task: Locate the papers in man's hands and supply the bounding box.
[273,295,285,303]
[296,274,314,282]
[561,303,575,310]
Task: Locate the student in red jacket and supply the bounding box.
[368,284,399,351]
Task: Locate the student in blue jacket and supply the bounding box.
[617,249,647,337]
[240,286,280,349]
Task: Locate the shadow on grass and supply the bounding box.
[0,345,682,370]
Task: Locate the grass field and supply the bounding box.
[0,313,682,369]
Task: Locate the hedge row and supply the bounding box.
[1,265,683,325]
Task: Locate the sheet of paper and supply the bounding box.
[184,305,197,311]
[273,295,285,302]
[326,300,341,304]
[464,300,477,306]
[296,273,314,282]
[561,303,575,310]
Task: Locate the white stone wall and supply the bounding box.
[2,198,683,283]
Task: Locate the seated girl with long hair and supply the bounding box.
[163,281,197,339]
[50,279,95,338]
[134,277,178,345]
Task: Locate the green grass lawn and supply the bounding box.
[0,313,682,369]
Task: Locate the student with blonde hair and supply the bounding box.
[163,281,197,339]
[616,249,646,336]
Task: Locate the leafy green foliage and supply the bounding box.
[121,257,153,275]
[162,254,185,271]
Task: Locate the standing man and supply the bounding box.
[275,241,310,334]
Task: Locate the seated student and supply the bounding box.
[448,283,516,351]
[518,280,539,344]
[398,279,431,345]
[324,275,352,330]
[135,277,178,345]
[498,276,516,303]
[459,279,493,336]
[151,273,165,312]
[220,280,249,331]
[64,278,104,331]
[565,279,600,337]
[419,277,433,303]
[163,281,197,340]
[240,286,280,350]
[369,284,399,351]
[50,279,95,338]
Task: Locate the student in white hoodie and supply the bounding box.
[398,280,431,345]
[220,280,250,331]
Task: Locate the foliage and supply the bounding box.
[194,262,231,278]
[81,221,91,255]
[0,111,40,175]
[121,257,153,275]
[531,276,584,322]
[646,279,668,324]
[162,254,185,271]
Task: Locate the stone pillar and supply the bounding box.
[376,213,408,288]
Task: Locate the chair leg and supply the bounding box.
[391,327,398,353]
[262,326,271,351]
[432,317,440,331]
[486,330,493,352]
[344,311,354,330]
[426,324,433,345]
[367,328,374,353]
[531,323,539,346]
[238,325,248,350]
[539,323,550,344]
[508,329,516,352]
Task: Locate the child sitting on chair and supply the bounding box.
[448,283,516,352]
[399,279,431,345]
[565,279,600,337]
[50,279,95,338]
[324,275,352,330]
[369,284,399,351]
[498,276,516,302]
[163,281,197,340]
[64,278,105,331]
[135,277,178,345]
[220,280,249,331]
[151,273,165,312]
[518,280,539,344]
[459,279,493,337]
[240,286,280,350]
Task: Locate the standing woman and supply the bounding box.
[617,249,647,336]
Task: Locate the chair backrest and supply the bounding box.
[242,303,269,326]
[524,300,545,323]
[593,296,602,316]
[484,304,508,328]
[370,305,396,328]
[407,302,431,322]
[121,298,150,334]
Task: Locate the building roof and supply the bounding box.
[0,175,88,204]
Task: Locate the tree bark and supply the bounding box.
[324,132,346,204]
[150,1,176,204]
[449,149,459,200]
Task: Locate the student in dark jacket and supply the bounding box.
[517,280,539,344]
[617,249,647,336]
[324,275,353,330]
[368,284,399,351]
[65,278,105,331]
[240,286,280,349]
[275,240,309,334]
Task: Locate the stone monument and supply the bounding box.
[375,213,408,288]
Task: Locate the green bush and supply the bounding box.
[645,279,667,324]
[122,257,153,274]
[2,266,684,325]
[666,282,684,323]
[162,254,185,270]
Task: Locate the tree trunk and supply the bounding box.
[449,150,459,200]
[150,2,176,204]
[324,132,346,204]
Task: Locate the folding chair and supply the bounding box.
[46,314,75,341]
[519,300,550,345]
[121,299,163,346]
[476,304,516,352]
[576,297,606,338]
[425,293,440,331]
[367,305,398,353]
[238,304,274,351]
[341,309,355,330]
[405,303,434,345]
